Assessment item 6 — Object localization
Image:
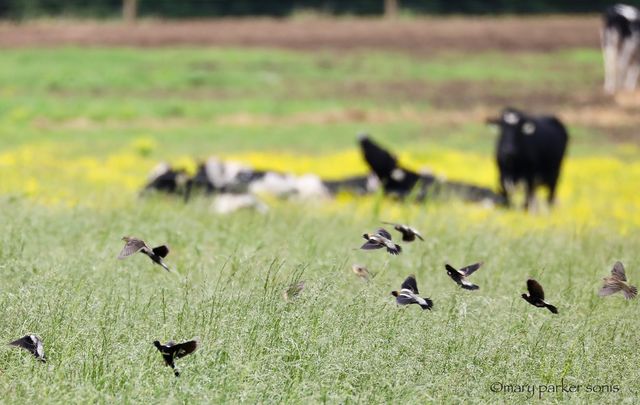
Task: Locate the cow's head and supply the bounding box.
[487,108,536,162]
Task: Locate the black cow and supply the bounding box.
[358,134,434,198]
[602,4,640,93]
[358,134,505,205]
[487,108,569,210]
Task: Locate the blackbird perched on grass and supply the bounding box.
[361,228,401,255]
[391,275,433,310]
[599,261,638,300]
[8,335,46,362]
[445,262,483,290]
[521,279,558,314]
[382,222,424,242]
[153,338,199,377]
[118,236,171,272]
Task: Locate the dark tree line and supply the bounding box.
[1,0,639,19]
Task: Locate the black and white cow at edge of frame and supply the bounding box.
[487,108,569,210]
[602,4,640,94]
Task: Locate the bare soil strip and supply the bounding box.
[0,16,600,52]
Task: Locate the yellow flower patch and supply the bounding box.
[0,141,638,232]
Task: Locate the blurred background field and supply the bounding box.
[1,44,638,230]
[1,2,640,403]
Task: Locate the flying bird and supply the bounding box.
[445,262,483,290]
[361,228,401,255]
[599,261,638,300]
[391,275,433,310]
[351,264,372,281]
[382,222,424,242]
[521,279,558,314]
[8,335,46,362]
[283,281,305,301]
[153,338,199,377]
[118,236,171,272]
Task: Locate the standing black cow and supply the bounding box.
[487,108,569,210]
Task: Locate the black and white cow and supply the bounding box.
[487,108,569,210]
[602,4,640,93]
[141,163,189,196]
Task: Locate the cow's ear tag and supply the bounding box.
[523,122,536,135]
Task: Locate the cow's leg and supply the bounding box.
[546,176,559,207]
[618,34,640,91]
[602,28,620,94]
[624,41,640,90]
[524,178,536,211]
[499,174,511,207]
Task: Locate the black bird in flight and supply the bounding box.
[153,338,200,376]
[8,334,46,362]
[118,236,171,272]
[521,279,558,314]
[599,261,638,300]
[382,222,424,242]
[391,275,433,310]
[361,228,401,255]
[445,262,483,290]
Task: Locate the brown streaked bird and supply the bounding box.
[8,334,46,362]
[599,261,638,300]
[283,281,305,302]
[445,262,483,290]
[382,222,424,242]
[153,338,199,377]
[361,228,401,255]
[351,264,372,281]
[118,236,171,272]
[521,279,558,314]
[391,275,433,310]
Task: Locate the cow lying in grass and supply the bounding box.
[142,135,506,209]
[357,134,506,206]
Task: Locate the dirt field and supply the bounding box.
[3,15,638,143]
[0,16,600,51]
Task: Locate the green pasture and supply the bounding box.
[1,45,639,403]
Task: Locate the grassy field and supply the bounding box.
[1,37,640,403]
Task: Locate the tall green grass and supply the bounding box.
[0,200,638,402]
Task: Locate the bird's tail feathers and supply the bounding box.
[420,298,433,310]
[158,260,172,272]
[624,285,638,300]
[387,244,402,255]
[546,303,558,314]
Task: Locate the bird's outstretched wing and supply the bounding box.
[360,241,383,250]
[174,339,199,359]
[400,275,419,294]
[611,261,627,282]
[376,228,393,240]
[598,283,622,297]
[460,262,483,276]
[527,279,545,300]
[9,335,36,352]
[118,239,147,259]
[445,264,461,277]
